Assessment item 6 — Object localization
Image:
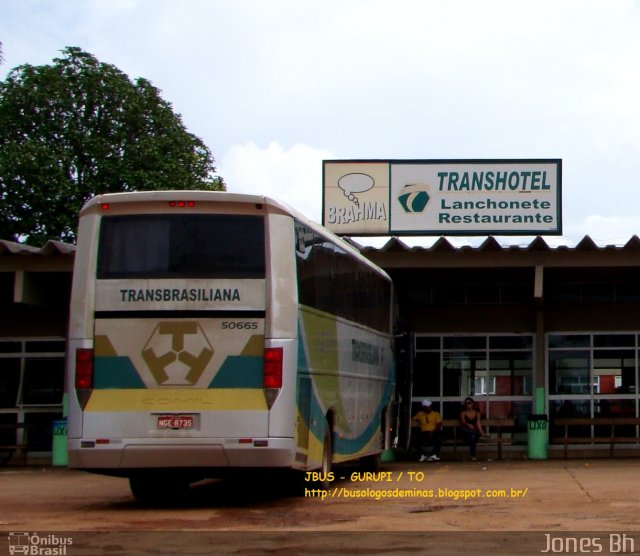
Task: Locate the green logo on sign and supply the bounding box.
[398,183,430,213]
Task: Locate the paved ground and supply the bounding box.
[1,458,640,555]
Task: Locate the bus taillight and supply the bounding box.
[75,348,94,394]
[263,347,283,389]
[75,348,94,409]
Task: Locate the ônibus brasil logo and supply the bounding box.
[8,532,72,555]
[397,183,430,213]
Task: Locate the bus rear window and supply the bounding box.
[97,214,265,279]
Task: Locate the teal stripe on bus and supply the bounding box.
[296,330,395,455]
[208,356,262,388]
[93,355,263,389]
[94,356,146,388]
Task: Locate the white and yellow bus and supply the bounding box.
[66,191,395,500]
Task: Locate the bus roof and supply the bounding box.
[82,191,391,281]
[83,190,292,215]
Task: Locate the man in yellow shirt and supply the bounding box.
[411,399,443,462]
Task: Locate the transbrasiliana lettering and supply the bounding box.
[351,339,381,365]
[119,288,240,303]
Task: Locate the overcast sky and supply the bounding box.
[3,0,640,247]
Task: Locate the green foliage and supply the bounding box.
[0,47,225,244]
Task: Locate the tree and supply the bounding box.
[0,47,225,245]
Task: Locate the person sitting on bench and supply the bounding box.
[459,397,485,461]
[411,400,443,462]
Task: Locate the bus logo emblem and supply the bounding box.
[142,322,214,385]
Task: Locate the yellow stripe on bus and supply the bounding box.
[84,389,268,411]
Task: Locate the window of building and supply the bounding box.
[547,283,640,303]
[548,333,639,420]
[413,334,533,426]
[0,338,65,452]
[474,376,496,395]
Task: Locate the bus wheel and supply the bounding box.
[129,474,189,504]
[319,424,333,490]
[359,452,381,472]
[0,449,14,467]
[360,423,383,471]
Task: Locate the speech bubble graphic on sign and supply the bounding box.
[338,173,375,207]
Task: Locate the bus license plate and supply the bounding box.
[157,415,194,429]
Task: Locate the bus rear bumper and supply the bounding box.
[67,437,295,470]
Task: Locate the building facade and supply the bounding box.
[4,234,640,458]
[0,240,74,457]
[363,235,640,456]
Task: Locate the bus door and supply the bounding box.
[392,330,414,451]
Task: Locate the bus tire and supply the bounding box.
[360,417,384,471]
[0,449,14,467]
[319,423,333,490]
[359,452,381,472]
[129,474,189,504]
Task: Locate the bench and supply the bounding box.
[441,418,515,460]
[552,417,640,458]
[0,423,30,465]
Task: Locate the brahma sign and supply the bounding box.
[323,159,562,236]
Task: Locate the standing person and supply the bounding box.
[411,399,443,462]
[459,397,485,461]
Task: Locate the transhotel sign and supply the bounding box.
[322,159,562,236]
